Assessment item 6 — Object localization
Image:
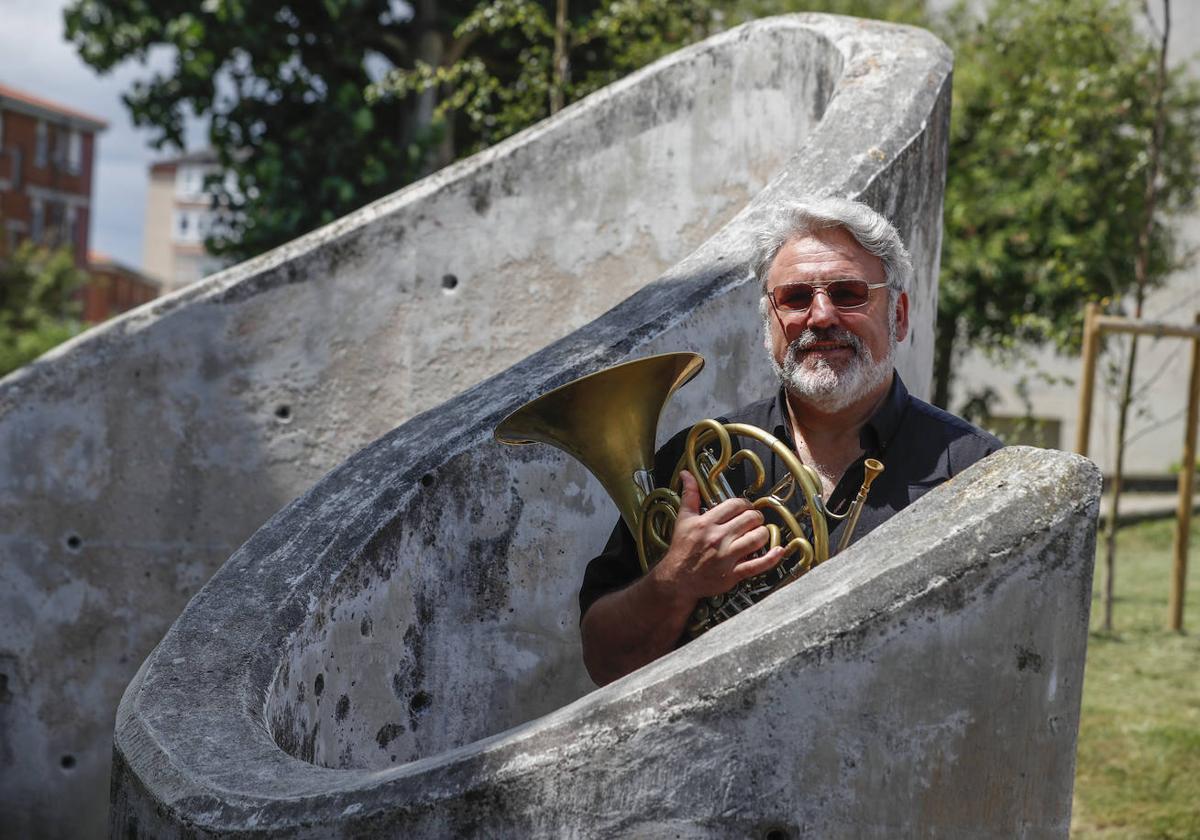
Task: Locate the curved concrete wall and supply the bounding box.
[0,17,855,839]
[106,14,966,837]
[113,448,1098,838]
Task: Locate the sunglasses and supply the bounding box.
[769,279,888,313]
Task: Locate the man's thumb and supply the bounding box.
[678,470,701,516]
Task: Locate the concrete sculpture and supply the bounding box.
[0,13,951,835]
[112,447,1098,837]
[109,13,1096,839]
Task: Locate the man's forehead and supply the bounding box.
[767,228,884,283]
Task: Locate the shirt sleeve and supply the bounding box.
[578,519,643,621]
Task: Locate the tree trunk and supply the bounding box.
[1100,0,1170,631]
[932,304,957,410]
[1102,335,1139,630]
[551,0,569,115]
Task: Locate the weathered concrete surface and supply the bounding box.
[0,16,929,838]
[103,14,974,837]
[109,447,1098,837]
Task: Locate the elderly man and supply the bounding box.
[578,197,1001,686]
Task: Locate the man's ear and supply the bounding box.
[894,292,910,343]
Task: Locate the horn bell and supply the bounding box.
[494,352,705,547]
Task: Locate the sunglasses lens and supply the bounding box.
[774,284,814,311]
[828,280,871,308]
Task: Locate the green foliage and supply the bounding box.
[366,0,927,154]
[368,0,719,155]
[936,0,1200,401]
[721,0,925,26]
[0,243,86,378]
[64,0,485,260]
[64,0,724,259]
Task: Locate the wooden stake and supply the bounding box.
[1076,302,1101,457]
[1169,313,1200,632]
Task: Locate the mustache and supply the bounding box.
[788,327,865,355]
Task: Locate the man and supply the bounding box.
[578,197,1002,686]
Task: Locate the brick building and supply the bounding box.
[0,82,106,265]
[83,251,160,324]
[1,83,160,322]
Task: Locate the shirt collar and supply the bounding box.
[771,371,909,455]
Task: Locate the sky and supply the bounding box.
[0,0,206,270]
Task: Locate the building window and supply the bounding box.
[67,130,82,175]
[172,209,210,244]
[175,165,209,199]
[31,198,44,242]
[73,206,85,253]
[35,120,48,168]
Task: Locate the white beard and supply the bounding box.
[767,320,896,413]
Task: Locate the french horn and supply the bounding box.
[495,352,882,636]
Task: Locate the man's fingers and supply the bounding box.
[721,508,766,537]
[677,470,702,516]
[732,546,785,581]
[702,496,755,524]
[726,525,770,559]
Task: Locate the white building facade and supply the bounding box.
[142,150,229,291]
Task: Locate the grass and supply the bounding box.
[1071,516,1200,839]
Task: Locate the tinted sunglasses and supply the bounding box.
[769,279,889,313]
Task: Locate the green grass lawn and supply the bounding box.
[1071,516,1200,839]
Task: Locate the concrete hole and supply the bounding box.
[441,273,459,292]
[763,828,791,840]
[274,405,293,423]
[63,533,82,552]
[60,754,76,770]
[420,473,434,488]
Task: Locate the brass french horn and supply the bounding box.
[495,352,882,636]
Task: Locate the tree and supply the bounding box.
[366,0,721,153]
[0,243,87,378]
[932,0,1200,408]
[64,0,493,261]
[64,0,725,262]
[366,0,933,151]
[1100,0,1176,632]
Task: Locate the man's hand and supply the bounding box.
[649,470,785,599]
[581,470,785,686]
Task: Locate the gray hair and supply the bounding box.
[751,197,913,298]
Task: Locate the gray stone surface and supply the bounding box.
[0,15,951,838]
[98,14,1011,838]
[108,446,1098,838]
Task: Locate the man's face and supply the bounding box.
[763,227,909,412]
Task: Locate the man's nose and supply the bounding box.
[807,287,841,328]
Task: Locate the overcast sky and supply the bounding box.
[0,0,205,270]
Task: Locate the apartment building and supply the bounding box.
[143,150,229,291]
[0,82,106,264]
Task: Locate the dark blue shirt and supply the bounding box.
[579,373,1002,620]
